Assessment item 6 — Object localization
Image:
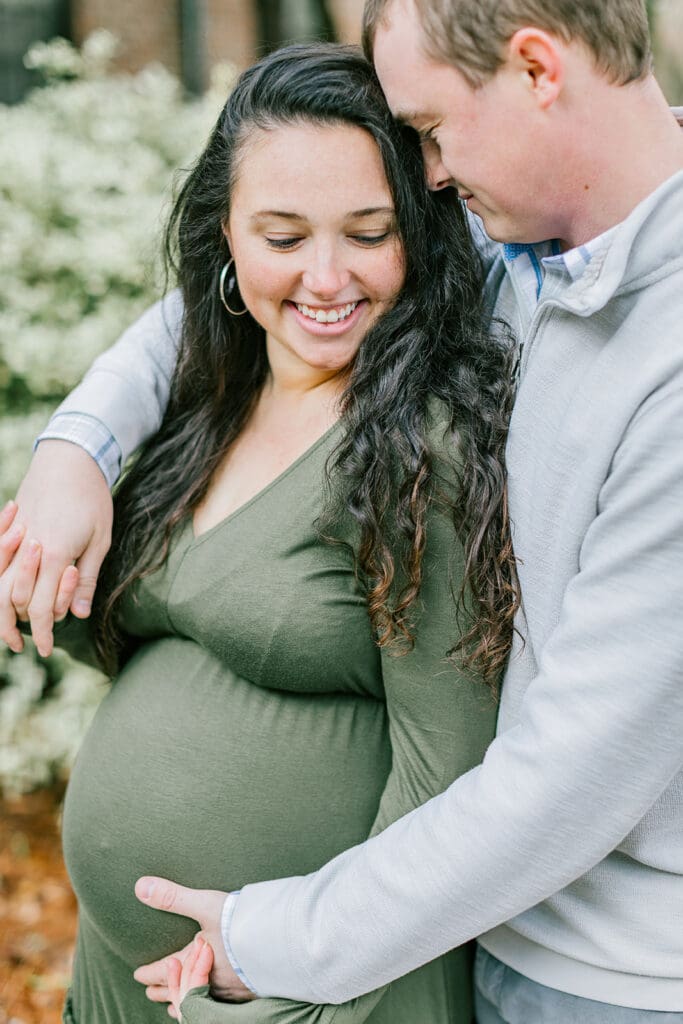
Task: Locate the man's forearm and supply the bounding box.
[40,291,183,480]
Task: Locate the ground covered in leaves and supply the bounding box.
[0,787,75,1024]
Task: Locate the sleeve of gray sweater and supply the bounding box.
[46,290,183,471]
[223,380,683,1002]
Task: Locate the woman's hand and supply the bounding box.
[166,934,214,1020]
[134,877,256,1005]
[0,442,113,656]
[0,502,22,571]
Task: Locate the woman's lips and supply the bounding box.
[287,299,367,337]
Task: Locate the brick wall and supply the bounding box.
[71,0,367,77]
[71,0,182,73]
[206,0,257,70]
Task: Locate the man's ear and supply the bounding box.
[506,28,564,109]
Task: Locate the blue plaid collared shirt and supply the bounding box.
[501,233,612,319]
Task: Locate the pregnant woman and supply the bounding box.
[27,44,516,1024]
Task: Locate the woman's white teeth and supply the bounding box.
[296,302,359,323]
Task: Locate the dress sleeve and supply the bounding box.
[179,447,496,1024]
[38,291,183,480]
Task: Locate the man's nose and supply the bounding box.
[422,140,452,192]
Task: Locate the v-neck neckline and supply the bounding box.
[186,419,343,548]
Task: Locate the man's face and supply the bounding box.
[373,0,559,243]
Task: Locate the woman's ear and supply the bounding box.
[506,27,564,110]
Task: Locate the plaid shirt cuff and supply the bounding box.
[220,891,259,996]
[35,412,122,489]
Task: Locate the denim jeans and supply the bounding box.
[474,946,683,1024]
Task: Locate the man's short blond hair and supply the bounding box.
[363,0,652,86]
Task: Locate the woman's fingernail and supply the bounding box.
[73,599,91,616]
[28,539,41,556]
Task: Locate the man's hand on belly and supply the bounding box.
[133,876,256,1006]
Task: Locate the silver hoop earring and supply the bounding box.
[219,258,248,316]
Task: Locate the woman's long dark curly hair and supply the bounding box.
[93,43,519,684]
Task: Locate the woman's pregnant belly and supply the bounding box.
[62,636,390,968]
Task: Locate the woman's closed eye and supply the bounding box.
[350,231,393,246]
[266,236,304,250]
[265,231,394,251]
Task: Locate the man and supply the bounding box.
[2,1,682,1020]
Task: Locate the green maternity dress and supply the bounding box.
[56,420,496,1024]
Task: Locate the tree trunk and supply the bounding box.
[255,0,336,53]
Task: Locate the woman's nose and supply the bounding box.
[301,248,352,297]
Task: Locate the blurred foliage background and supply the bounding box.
[0,0,682,796]
[0,32,227,795]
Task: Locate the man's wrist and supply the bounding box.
[220,891,259,996]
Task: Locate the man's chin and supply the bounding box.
[474,211,537,246]
[465,202,506,241]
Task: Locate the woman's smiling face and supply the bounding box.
[224,121,406,379]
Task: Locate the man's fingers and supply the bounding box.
[10,540,42,620]
[71,544,108,618]
[24,557,69,659]
[135,877,224,925]
[70,575,98,619]
[54,565,80,622]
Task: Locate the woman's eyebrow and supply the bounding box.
[250,207,395,224]
[347,207,395,218]
[250,210,307,222]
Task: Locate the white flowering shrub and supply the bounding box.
[0,34,232,793]
[0,643,108,798]
[0,31,228,423]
